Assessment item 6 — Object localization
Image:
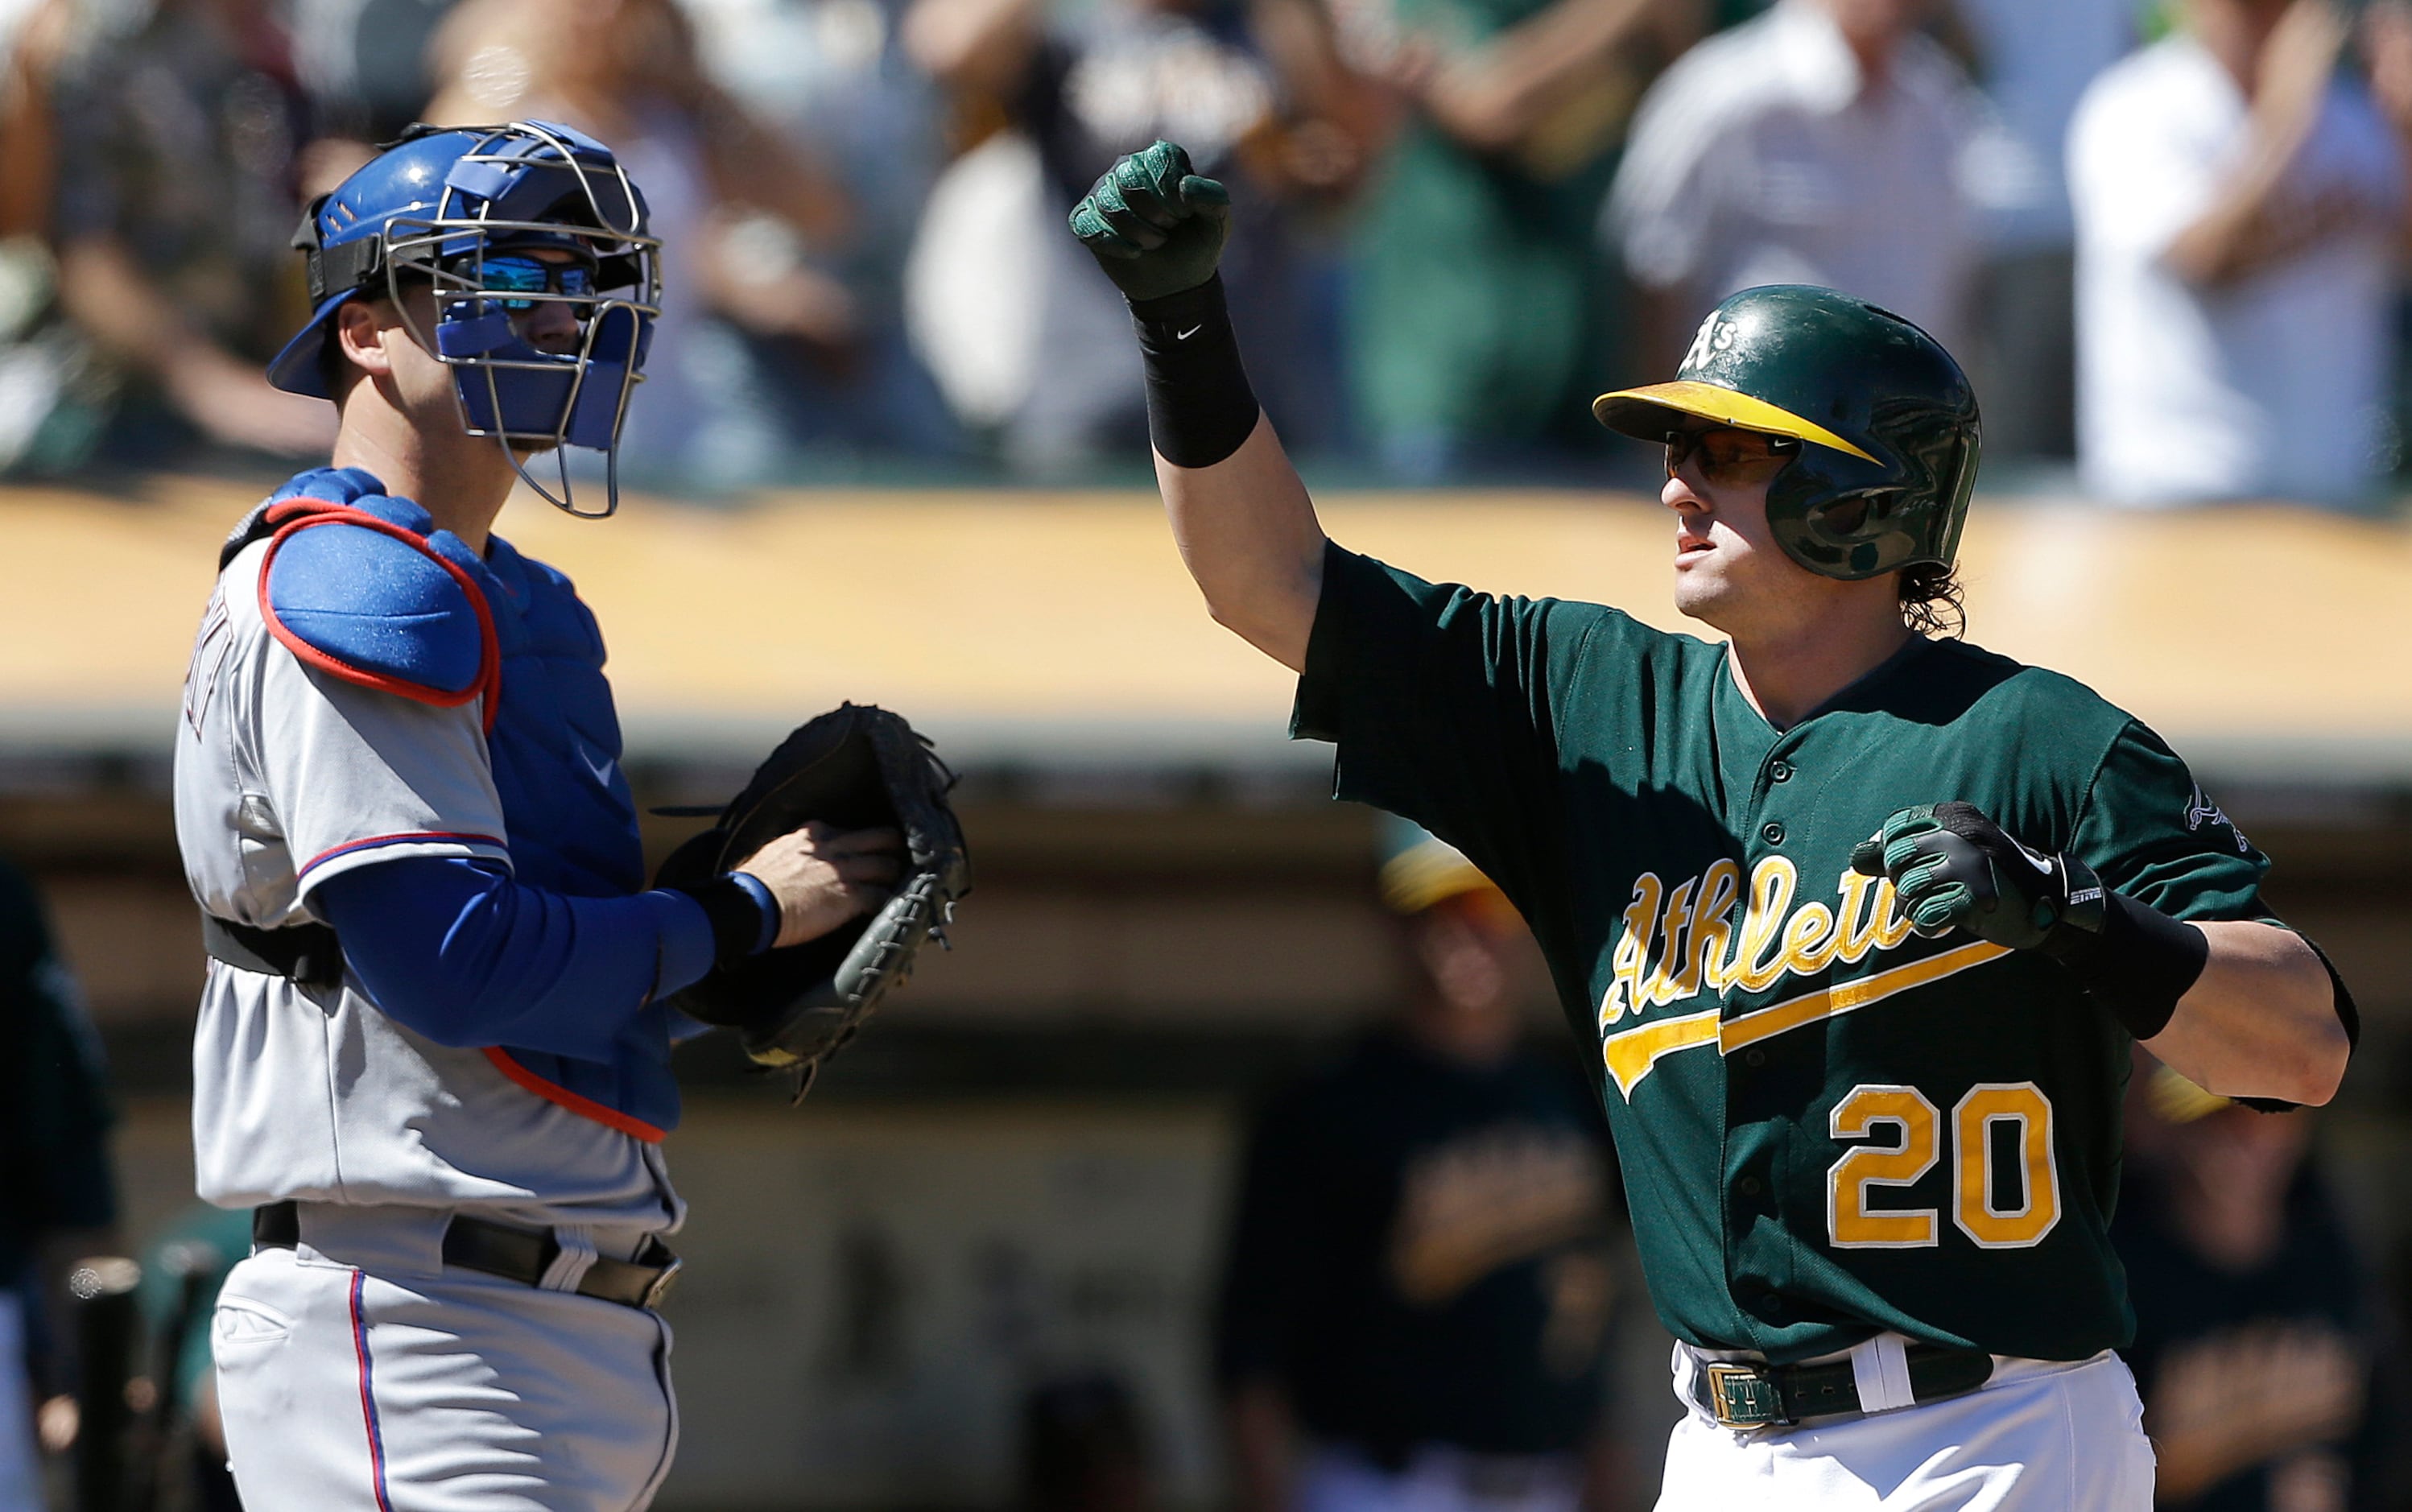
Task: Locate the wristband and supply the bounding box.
[1129,275,1260,469]
[667,874,779,969]
[729,871,782,953]
[2042,890,2208,1041]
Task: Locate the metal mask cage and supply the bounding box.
[379,121,665,520]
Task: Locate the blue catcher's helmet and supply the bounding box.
[268,121,662,518]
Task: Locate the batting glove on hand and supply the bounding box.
[1069,140,1232,303]
[1849,802,2107,954]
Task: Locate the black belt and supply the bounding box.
[1689,1344,1993,1428]
[253,1201,681,1311]
[203,915,346,989]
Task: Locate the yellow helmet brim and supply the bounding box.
[1379,841,1505,916]
[2146,1064,2234,1125]
[1592,379,1880,465]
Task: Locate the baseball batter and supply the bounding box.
[172,122,900,1510]
[1068,143,2359,1506]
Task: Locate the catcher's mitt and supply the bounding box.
[655,703,969,1094]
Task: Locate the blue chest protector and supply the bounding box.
[252,467,685,1138]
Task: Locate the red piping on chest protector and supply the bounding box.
[257,501,503,733]
[481,1047,667,1143]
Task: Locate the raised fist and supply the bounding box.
[1068,140,1233,304]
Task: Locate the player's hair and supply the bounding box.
[1898,562,1964,638]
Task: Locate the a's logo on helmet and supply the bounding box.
[1681,315,1737,376]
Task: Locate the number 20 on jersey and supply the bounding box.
[1827,1082,2059,1249]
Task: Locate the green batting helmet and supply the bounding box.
[1592,286,1981,580]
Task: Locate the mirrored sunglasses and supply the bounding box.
[472,254,598,311]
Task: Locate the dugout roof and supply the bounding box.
[9,476,2409,791]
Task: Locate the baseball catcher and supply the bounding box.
[171,122,956,1510]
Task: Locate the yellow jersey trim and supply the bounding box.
[1603,1008,1724,1099]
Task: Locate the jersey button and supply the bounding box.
[1754,1292,1788,1320]
[1737,1176,1762,1196]
[1761,820,1786,845]
[1743,1047,1767,1068]
[1769,759,1794,783]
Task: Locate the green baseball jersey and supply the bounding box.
[1293,546,2273,1366]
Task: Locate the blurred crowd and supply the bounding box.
[6,0,2412,498]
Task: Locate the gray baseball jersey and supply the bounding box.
[176,522,683,1232]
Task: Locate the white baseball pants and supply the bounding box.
[212,1205,677,1512]
[1655,1340,2156,1510]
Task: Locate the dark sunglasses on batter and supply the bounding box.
[473,254,597,311]
[1665,427,1800,485]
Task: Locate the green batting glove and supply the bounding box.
[1068,140,1232,303]
[1848,802,2107,952]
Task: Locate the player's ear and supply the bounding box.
[332,296,396,382]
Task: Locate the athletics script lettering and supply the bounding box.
[1595,859,2009,1099]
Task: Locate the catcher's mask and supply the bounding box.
[1592,285,1981,580]
[267,120,662,520]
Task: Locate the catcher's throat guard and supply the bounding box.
[655,704,970,1097]
[1594,285,1981,580]
[269,121,662,520]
